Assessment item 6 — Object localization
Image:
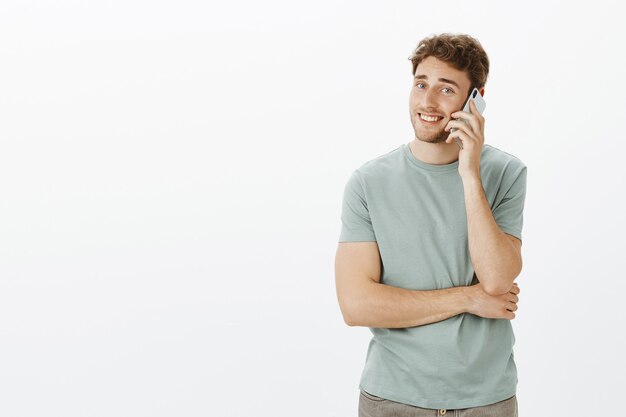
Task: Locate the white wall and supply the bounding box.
[1,0,624,416]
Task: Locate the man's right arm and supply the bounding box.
[335,241,471,328]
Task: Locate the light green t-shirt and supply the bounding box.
[339,141,527,409]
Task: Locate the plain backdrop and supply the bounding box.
[1,1,625,416]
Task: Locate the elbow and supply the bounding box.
[343,313,361,327]
[482,284,512,296]
[480,258,522,296]
[338,297,359,327]
[343,300,369,327]
[482,273,520,296]
[342,310,356,327]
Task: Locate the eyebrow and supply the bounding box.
[414,75,461,89]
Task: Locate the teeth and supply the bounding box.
[420,113,442,122]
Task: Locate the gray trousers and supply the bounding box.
[359,390,518,417]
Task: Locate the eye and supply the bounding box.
[442,87,454,94]
[415,82,426,89]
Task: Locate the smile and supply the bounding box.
[418,113,443,124]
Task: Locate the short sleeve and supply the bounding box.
[338,170,377,242]
[492,165,527,241]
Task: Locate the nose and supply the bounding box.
[423,89,438,110]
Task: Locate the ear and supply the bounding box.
[479,88,485,97]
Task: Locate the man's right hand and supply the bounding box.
[465,282,520,320]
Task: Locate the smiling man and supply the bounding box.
[335,33,527,416]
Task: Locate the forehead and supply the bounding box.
[414,56,470,87]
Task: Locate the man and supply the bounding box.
[335,33,526,417]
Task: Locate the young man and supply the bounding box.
[335,33,526,416]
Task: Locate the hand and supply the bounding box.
[444,99,485,180]
[465,281,520,320]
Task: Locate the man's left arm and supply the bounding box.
[444,99,525,296]
[462,176,522,296]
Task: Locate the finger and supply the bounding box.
[454,101,482,137]
[445,120,470,135]
[445,128,474,146]
[445,125,472,145]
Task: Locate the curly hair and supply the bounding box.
[408,33,489,97]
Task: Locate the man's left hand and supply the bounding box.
[444,99,484,180]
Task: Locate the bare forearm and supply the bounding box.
[346,282,470,328]
[462,176,521,293]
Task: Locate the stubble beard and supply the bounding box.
[411,115,448,144]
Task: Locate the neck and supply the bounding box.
[409,138,460,165]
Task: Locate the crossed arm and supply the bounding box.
[463,176,522,295]
[336,170,524,327]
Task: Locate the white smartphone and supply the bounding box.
[450,87,486,149]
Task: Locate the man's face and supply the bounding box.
[409,56,473,144]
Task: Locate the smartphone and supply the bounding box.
[450,87,486,149]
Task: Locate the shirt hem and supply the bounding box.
[358,383,517,409]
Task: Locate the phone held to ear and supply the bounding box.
[450,87,486,149]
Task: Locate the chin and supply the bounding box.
[419,137,447,144]
[413,128,447,144]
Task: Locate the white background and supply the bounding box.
[1,0,625,416]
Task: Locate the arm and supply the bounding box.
[444,99,526,296]
[335,242,470,328]
[462,176,522,296]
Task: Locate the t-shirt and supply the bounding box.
[339,141,527,409]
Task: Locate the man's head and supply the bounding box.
[407,33,489,145]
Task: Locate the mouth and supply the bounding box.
[417,113,444,125]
